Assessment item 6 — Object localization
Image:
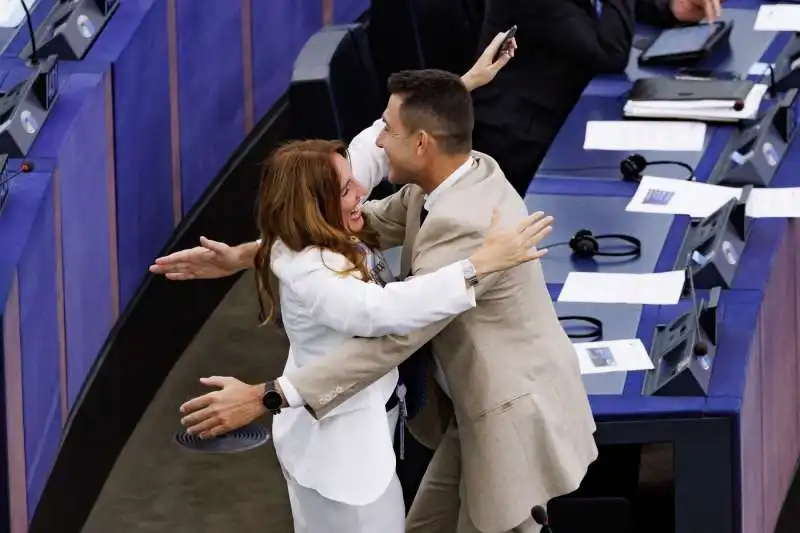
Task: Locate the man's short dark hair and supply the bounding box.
[386,69,473,155]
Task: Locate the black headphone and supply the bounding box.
[567,229,642,259]
[558,315,603,342]
[619,153,695,183]
[539,153,695,183]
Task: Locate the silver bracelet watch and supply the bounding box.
[461,259,479,286]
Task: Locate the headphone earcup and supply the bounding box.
[569,230,599,258]
[620,154,647,182]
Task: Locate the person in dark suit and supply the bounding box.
[472,0,723,196]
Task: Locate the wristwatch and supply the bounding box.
[262,380,284,415]
[461,259,479,286]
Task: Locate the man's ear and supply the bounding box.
[416,130,431,156]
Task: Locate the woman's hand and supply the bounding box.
[149,237,255,280]
[469,209,553,278]
[461,31,518,92]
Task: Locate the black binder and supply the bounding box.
[628,77,754,104]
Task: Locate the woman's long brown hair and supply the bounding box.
[254,139,380,323]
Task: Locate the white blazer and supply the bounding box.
[270,120,477,506]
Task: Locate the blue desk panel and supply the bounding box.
[176,0,247,213]
[11,70,114,412]
[333,0,368,24]
[0,171,62,521]
[526,194,673,283]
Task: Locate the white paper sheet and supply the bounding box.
[746,187,800,218]
[583,121,706,152]
[754,4,800,32]
[0,0,36,27]
[573,339,654,375]
[625,175,742,218]
[748,62,774,77]
[558,271,685,305]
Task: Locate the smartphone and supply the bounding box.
[492,25,517,62]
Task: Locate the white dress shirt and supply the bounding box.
[271,120,477,505]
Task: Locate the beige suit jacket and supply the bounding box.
[284,151,598,533]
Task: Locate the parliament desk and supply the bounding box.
[528,9,800,533]
[0,0,368,531]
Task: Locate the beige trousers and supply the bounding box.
[405,422,540,533]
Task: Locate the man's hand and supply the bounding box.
[461,31,517,92]
[179,376,266,438]
[670,0,722,24]
[149,237,255,280]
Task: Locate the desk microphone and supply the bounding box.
[532,505,553,533]
[18,0,40,66]
[0,161,35,187]
[684,256,709,358]
[0,160,35,212]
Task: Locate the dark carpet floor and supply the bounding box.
[81,275,293,533]
[79,274,800,533]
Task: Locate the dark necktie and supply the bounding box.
[397,204,433,419]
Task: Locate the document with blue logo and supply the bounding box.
[626,176,742,218]
[573,339,654,375]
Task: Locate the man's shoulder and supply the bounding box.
[437,174,527,229]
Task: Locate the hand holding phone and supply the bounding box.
[492,25,517,62]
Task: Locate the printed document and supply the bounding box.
[746,187,800,218]
[573,339,654,375]
[754,4,800,32]
[584,121,706,152]
[625,176,742,218]
[558,271,685,305]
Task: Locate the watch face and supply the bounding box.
[263,390,282,410]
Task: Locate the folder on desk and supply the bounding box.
[624,77,767,123]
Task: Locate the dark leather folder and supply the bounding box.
[629,77,755,103]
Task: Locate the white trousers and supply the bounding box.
[283,407,404,533]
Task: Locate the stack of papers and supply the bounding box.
[583,121,706,152]
[623,84,768,123]
[625,176,742,218]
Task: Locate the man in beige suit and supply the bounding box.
[167,68,598,533]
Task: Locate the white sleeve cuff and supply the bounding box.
[277,376,305,408]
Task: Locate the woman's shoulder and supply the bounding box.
[270,240,354,280]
